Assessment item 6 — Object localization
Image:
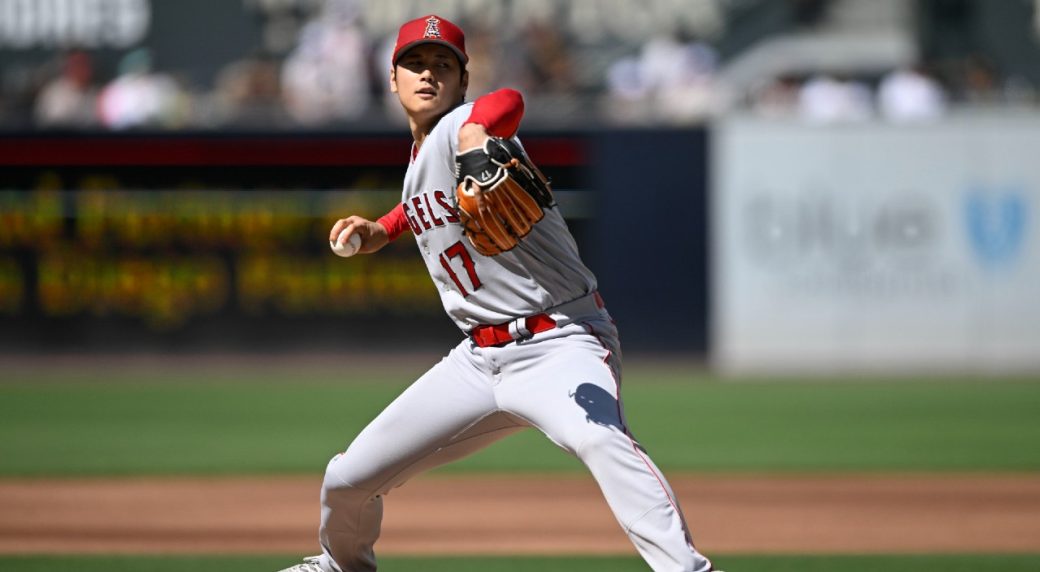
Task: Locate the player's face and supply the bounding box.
[391,44,468,123]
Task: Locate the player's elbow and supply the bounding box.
[470,88,525,138]
[498,89,525,127]
[497,88,524,110]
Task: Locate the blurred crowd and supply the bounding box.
[605,30,1038,125]
[18,5,587,131]
[9,2,1040,131]
[746,57,1036,125]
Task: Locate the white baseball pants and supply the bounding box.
[316,303,713,572]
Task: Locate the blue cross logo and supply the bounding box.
[964,186,1029,269]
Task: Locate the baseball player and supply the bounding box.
[278,14,719,572]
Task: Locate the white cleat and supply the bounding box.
[275,555,324,572]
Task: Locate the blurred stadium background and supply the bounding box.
[1,0,1039,368]
[2,1,1040,571]
[1,0,1038,368]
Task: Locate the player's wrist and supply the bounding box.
[458,122,489,152]
[372,219,390,238]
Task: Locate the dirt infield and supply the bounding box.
[1,474,1038,555]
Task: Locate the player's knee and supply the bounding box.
[322,453,374,503]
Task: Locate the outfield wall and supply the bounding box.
[0,133,605,353]
[4,118,1038,371]
[712,115,1040,374]
[0,130,715,355]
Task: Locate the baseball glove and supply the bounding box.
[454,136,554,256]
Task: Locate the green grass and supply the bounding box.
[1,367,1039,476]
[1,554,1040,572]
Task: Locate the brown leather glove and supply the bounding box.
[454,137,555,256]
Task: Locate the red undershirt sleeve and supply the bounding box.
[377,203,411,241]
[464,88,525,138]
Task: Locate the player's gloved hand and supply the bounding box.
[454,136,555,256]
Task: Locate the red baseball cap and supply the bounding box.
[392,14,468,66]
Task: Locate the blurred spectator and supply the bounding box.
[639,35,686,94]
[212,56,289,127]
[877,65,947,122]
[463,23,505,98]
[34,51,99,128]
[605,33,727,124]
[798,74,873,123]
[604,55,651,123]
[509,21,576,94]
[936,55,1037,106]
[375,31,407,125]
[655,40,729,123]
[960,55,1002,104]
[750,75,803,119]
[281,0,371,126]
[97,49,187,130]
[496,20,586,125]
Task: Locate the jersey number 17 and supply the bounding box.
[439,240,482,296]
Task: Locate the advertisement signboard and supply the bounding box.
[0,133,589,352]
[713,116,1040,373]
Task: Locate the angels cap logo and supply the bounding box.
[423,16,442,39]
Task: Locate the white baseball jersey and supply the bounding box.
[400,102,597,331]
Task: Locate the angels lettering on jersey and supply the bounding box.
[403,189,459,235]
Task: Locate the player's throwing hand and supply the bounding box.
[328,216,389,256]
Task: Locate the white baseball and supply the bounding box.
[330,229,362,258]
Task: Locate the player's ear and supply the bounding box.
[460,69,469,101]
[389,66,398,94]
